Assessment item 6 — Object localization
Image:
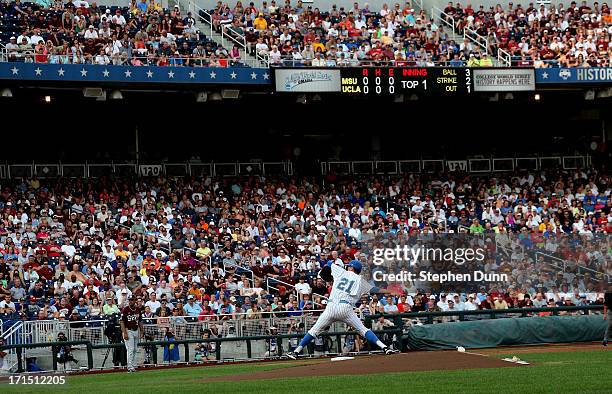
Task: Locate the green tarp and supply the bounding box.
[405,315,607,350]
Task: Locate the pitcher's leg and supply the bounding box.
[342,311,388,351]
[292,306,336,355]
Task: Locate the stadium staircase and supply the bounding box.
[177,0,268,67]
[429,4,510,66]
[534,250,612,285]
[1,320,24,372]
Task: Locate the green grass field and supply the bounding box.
[2,350,611,394]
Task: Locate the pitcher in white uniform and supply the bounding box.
[286,260,398,359]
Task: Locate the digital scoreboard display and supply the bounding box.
[340,68,472,95]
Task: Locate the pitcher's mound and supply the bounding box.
[208,351,524,381]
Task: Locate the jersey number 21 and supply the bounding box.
[337,278,355,293]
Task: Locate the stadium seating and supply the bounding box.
[0,171,609,326]
[3,0,611,67]
[441,1,612,67]
[0,0,243,66]
[208,1,467,66]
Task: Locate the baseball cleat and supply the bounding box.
[603,341,608,347]
[384,348,399,355]
[285,351,298,360]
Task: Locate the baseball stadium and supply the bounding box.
[0,0,611,392]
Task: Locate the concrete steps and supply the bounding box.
[179,2,266,67]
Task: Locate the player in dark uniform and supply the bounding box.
[604,291,612,346]
[120,295,144,372]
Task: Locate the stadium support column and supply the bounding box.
[371,135,381,161]
[135,126,140,164]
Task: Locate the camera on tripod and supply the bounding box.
[104,313,123,342]
[102,313,126,367]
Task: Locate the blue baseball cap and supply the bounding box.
[348,260,362,274]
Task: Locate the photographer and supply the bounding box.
[194,329,215,361]
[103,313,125,366]
[264,326,279,357]
[56,332,78,367]
[286,318,303,351]
[120,295,144,373]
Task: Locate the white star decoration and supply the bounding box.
[542,72,549,79]
[11,65,269,83]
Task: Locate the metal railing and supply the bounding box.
[185,0,267,68]
[412,0,424,13]
[464,26,488,56]
[535,250,612,284]
[372,304,605,324]
[498,48,512,67]
[264,276,329,305]
[1,48,264,68]
[269,58,470,67]
[431,6,496,63]
[185,0,246,59]
[1,320,23,372]
[181,0,213,37]
[432,6,458,42]
[1,324,398,372]
[0,160,294,179]
[320,155,591,175]
[1,305,603,372]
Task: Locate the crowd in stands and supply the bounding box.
[3,0,612,68]
[211,0,484,66]
[0,170,610,328]
[1,0,243,66]
[442,0,612,67]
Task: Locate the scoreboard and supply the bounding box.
[273,67,535,94]
[340,67,472,95]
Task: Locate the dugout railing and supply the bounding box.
[365,304,605,325]
[1,328,402,373]
[1,305,604,373]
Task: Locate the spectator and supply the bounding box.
[103,296,120,315]
[383,296,399,314]
[10,278,27,301]
[493,296,509,310]
[184,294,203,316]
[0,294,16,313]
[89,297,102,317]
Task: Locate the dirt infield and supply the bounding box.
[476,342,607,355]
[207,351,522,382]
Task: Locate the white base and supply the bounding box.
[330,356,355,362]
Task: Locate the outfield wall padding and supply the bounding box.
[405,315,607,350]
